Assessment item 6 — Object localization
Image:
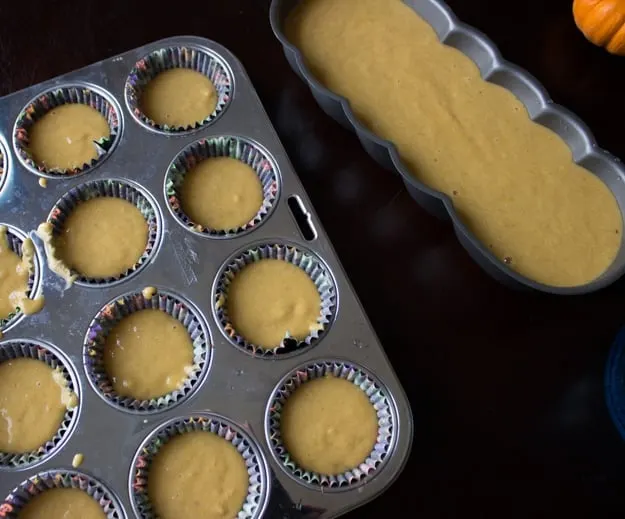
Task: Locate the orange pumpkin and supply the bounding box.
[573,0,625,55]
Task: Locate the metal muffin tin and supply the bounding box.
[0,36,412,518]
[270,0,625,295]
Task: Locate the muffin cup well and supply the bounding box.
[213,243,337,357]
[125,45,232,134]
[84,288,211,414]
[13,84,120,177]
[0,340,80,470]
[165,135,280,238]
[265,360,397,491]
[47,178,161,286]
[130,413,270,519]
[0,225,40,333]
[1,470,124,519]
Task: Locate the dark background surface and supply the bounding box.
[1,0,624,517]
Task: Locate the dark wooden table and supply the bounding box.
[1,0,624,517]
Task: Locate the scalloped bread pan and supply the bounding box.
[270,0,625,295]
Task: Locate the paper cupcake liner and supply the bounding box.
[213,243,337,357]
[130,413,269,519]
[84,288,211,413]
[1,470,123,519]
[165,135,280,238]
[0,340,79,469]
[0,225,40,332]
[125,46,232,133]
[47,178,161,286]
[265,360,397,491]
[13,84,120,177]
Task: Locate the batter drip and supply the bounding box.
[0,226,44,319]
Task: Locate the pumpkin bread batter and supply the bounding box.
[180,157,264,230]
[140,68,217,128]
[287,0,623,287]
[148,431,249,519]
[28,103,110,171]
[226,259,321,349]
[0,226,44,319]
[18,488,105,519]
[0,357,77,453]
[54,197,148,279]
[35,222,78,288]
[103,309,193,400]
[280,375,378,475]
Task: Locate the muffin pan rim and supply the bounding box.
[269,0,625,295]
[163,133,282,239]
[11,81,124,180]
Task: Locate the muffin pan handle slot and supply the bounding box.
[287,195,317,241]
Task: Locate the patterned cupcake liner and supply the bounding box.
[265,359,397,491]
[165,135,280,238]
[13,84,121,177]
[83,288,211,414]
[1,469,124,519]
[0,225,40,333]
[125,45,232,134]
[0,339,80,470]
[130,413,270,519]
[213,243,337,357]
[47,178,161,286]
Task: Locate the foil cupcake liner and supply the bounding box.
[165,135,280,238]
[265,360,397,491]
[130,413,270,519]
[0,339,80,470]
[84,288,211,413]
[125,46,232,133]
[1,469,123,519]
[47,178,161,286]
[213,243,337,357]
[13,84,120,177]
[0,225,40,333]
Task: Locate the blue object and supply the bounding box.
[605,327,625,439]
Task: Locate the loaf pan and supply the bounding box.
[270,0,625,295]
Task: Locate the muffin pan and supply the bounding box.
[270,0,625,295]
[0,36,412,518]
